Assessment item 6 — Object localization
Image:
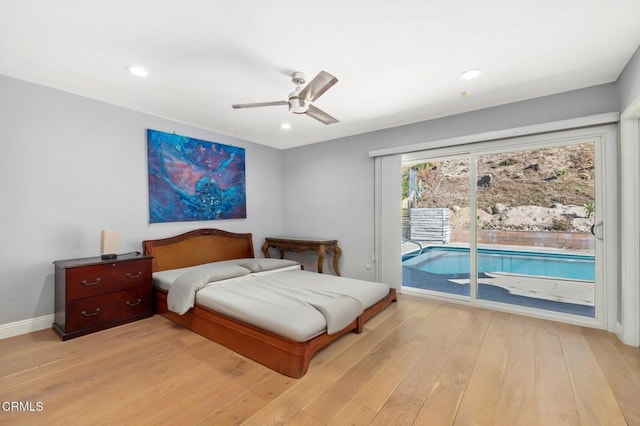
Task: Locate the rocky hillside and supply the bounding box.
[403,143,596,232]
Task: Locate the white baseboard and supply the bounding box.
[0,314,54,340]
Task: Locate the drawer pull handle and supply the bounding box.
[126,272,142,279]
[126,299,142,307]
[81,278,101,286]
[81,308,101,317]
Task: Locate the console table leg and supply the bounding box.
[317,245,326,274]
[333,244,342,276]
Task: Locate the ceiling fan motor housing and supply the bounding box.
[288,94,308,114]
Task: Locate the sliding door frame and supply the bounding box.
[372,115,619,332]
[620,98,640,346]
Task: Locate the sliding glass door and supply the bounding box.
[401,139,600,320]
[474,144,596,317]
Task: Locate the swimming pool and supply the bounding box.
[403,246,594,281]
[402,246,595,317]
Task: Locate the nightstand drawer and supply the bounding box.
[65,286,153,333]
[66,259,151,300]
[106,286,153,322]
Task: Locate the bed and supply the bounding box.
[142,228,397,378]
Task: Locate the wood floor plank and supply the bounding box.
[607,332,640,380]
[533,320,581,425]
[283,410,324,426]
[351,304,466,412]
[2,332,199,423]
[370,305,481,425]
[370,391,424,426]
[3,329,191,400]
[42,343,255,424]
[301,316,426,423]
[393,305,468,400]
[328,400,377,425]
[492,315,537,425]
[201,389,273,425]
[557,323,628,425]
[453,315,511,425]
[582,327,640,425]
[1,317,178,383]
[413,308,492,426]
[135,362,269,425]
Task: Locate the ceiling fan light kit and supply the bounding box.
[288,95,308,114]
[232,71,339,125]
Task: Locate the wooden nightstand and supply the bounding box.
[52,253,153,340]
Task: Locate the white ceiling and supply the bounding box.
[1,1,639,150]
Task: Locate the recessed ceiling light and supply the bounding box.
[459,68,482,80]
[127,65,148,78]
[280,123,291,130]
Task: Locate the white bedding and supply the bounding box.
[152,258,300,291]
[153,259,390,342]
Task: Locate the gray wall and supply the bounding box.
[283,84,618,281]
[617,45,640,112]
[0,75,284,325]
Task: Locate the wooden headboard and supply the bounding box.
[142,228,255,272]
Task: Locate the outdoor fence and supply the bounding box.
[402,208,451,243]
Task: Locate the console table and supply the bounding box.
[262,237,342,276]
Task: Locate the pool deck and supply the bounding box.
[448,272,593,306]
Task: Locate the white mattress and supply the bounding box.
[153,260,390,342]
[196,269,390,341]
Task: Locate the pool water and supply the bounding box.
[402,246,595,317]
[403,246,594,281]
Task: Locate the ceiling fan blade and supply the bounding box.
[305,104,339,125]
[298,71,338,102]
[232,100,287,109]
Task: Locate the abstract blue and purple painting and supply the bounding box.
[147,129,246,223]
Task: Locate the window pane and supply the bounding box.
[402,157,471,299]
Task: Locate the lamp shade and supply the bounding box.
[100,230,119,259]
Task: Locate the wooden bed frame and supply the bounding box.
[142,228,397,378]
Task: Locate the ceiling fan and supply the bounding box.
[232,71,339,125]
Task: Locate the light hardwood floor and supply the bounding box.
[1,295,639,425]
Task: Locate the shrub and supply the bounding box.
[499,158,519,166]
[551,217,571,231]
[578,172,591,180]
[584,201,595,218]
